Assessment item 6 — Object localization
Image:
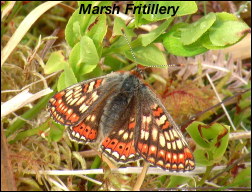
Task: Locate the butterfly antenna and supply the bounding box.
[122,29,173,72]
[122,32,137,62]
[122,30,144,76]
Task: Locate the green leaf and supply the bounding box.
[215,12,239,22]
[200,12,246,49]
[65,9,85,47]
[104,20,136,56]
[80,65,104,82]
[181,12,216,45]
[69,36,99,76]
[112,17,136,38]
[132,1,143,27]
[167,176,191,187]
[186,121,230,166]
[104,55,125,71]
[65,2,111,47]
[125,44,167,67]
[48,122,64,142]
[141,1,197,22]
[69,42,80,74]
[86,14,107,56]
[170,1,198,17]
[209,20,250,46]
[163,23,207,56]
[56,62,77,91]
[231,167,251,187]
[64,62,78,86]
[107,36,132,54]
[201,33,230,49]
[140,18,173,46]
[6,89,56,138]
[193,149,214,166]
[57,72,66,91]
[9,120,51,143]
[44,51,67,74]
[233,108,251,128]
[234,85,251,127]
[186,121,211,148]
[79,36,100,75]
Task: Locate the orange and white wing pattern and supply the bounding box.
[134,84,195,171]
[48,70,195,171]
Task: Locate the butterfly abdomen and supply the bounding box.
[100,93,132,136]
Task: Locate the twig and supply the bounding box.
[229,131,251,140]
[26,163,251,176]
[142,187,251,191]
[206,73,248,153]
[181,89,251,127]
[1,71,61,94]
[47,177,69,191]
[115,12,158,32]
[133,162,149,191]
[1,1,62,66]
[39,28,60,59]
[1,88,52,118]
[208,153,250,182]
[206,73,237,130]
[77,175,102,186]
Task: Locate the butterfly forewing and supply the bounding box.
[135,85,195,171]
[48,73,124,126]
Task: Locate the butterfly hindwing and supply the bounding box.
[135,84,195,171]
[100,93,140,163]
[100,117,140,163]
[66,100,107,143]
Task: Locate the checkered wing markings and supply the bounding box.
[135,87,195,171]
[100,98,140,163]
[48,76,119,126]
[67,100,107,143]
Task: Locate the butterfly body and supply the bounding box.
[48,70,195,171]
[100,73,140,136]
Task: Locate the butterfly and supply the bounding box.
[47,69,195,172]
